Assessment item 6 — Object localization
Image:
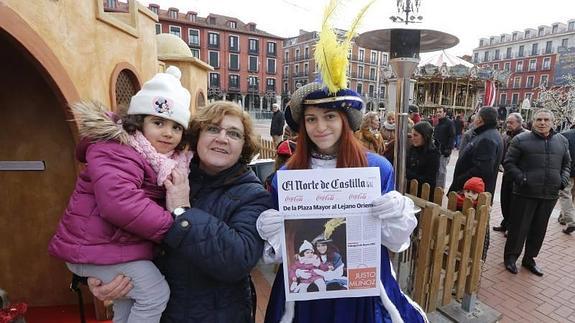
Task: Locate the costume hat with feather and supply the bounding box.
[285,0,375,132]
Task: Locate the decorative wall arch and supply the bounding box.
[0,4,80,138]
[109,62,142,114]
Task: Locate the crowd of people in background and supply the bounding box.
[271,101,574,278]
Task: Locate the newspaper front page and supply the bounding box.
[277,167,381,301]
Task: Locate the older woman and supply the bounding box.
[406,121,440,197]
[354,112,385,155]
[88,101,273,323]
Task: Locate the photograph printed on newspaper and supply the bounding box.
[277,167,382,301]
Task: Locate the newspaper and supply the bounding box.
[277,167,382,301]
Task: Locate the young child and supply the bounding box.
[288,240,327,293]
[456,177,485,210]
[48,66,192,323]
[264,139,296,192]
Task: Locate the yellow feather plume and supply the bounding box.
[314,0,376,94]
[323,218,346,240]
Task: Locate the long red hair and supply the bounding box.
[286,110,367,169]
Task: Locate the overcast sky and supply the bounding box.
[140,0,575,57]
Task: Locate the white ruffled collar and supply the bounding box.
[310,157,337,169]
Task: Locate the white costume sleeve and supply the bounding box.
[372,191,418,253]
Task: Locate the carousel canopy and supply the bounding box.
[419,50,474,68]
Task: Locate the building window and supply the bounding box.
[155,23,162,35]
[512,32,517,41]
[493,63,499,70]
[542,57,551,70]
[209,73,220,87]
[552,24,559,33]
[483,51,489,62]
[525,30,530,38]
[267,42,277,56]
[208,32,219,48]
[229,53,239,70]
[295,64,299,75]
[381,53,388,64]
[283,82,288,93]
[249,56,259,72]
[229,36,239,52]
[504,62,510,71]
[169,26,181,38]
[371,51,378,64]
[569,21,575,31]
[168,9,178,19]
[249,39,259,54]
[228,21,237,29]
[208,51,219,68]
[191,49,200,59]
[531,43,538,56]
[380,86,386,99]
[500,35,505,42]
[528,59,536,71]
[229,74,239,89]
[295,48,300,60]
[188,29,200,46]
[267,58,276,74]
[370,68,376,80]
[479,39,484,47]
[304,47,309,59]
[545,41,552,54]
[494,49,500,60]
[368,84,375,97]
[266,78,276,92]
[356,83,363,94]
[208,17,216,24]
[149,6,158,14]
[473,53,479,63]
[513,76,521,88]
[248,76,259,88]
[284,50,289,62]
[500,93,507,106]
[518,45,524,57]
[540,75,548,88]
[358,66,364,79]
[506,47,512,59]
[562,38,569,48]
[526,76,534,88]
[516,61,523,72]
[538,27,544,37]
[359,49,365,62]
[511,93,519,105]
[303,63,308,76]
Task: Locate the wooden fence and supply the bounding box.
[257,136,276,159]
[399,180,491,313]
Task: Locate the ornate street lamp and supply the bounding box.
[389,0,423,25]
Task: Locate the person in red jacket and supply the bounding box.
[456,177,485,210]
[48,66,192,323]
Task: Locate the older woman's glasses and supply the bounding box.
[204,124,244,141]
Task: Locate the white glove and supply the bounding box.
[256,209,283,240]
[371,190,406,220]
[295,269,311,279]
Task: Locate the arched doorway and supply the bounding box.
[0,30,78,305]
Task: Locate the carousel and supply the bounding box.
[413,51,509,118]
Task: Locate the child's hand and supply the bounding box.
[164,169,190,212]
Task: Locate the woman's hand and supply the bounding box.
[164,168,191,212]
[87,275,133,301]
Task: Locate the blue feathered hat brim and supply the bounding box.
[286,82,364,131]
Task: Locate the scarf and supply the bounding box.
[126,130,193,186]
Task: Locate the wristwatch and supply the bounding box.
[172,206,190,219]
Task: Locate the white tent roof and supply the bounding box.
[419,51,474,68]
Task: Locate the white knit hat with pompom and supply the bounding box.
[127,66,191,129]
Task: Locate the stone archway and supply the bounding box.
[0,6,81,306]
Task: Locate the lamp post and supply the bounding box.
[247,75,255,111]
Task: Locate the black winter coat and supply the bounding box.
[406,145,440,194]
[157,162,274,323]
[270,110,285,136]
[433,117,455,156]
[503,130,571,200]
[561,128,575,177]
[449,124,503,196]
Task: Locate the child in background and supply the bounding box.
[264,139,296,192]
[456,177,485,210]
[48,66,192,323]
[288,240,328,293]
